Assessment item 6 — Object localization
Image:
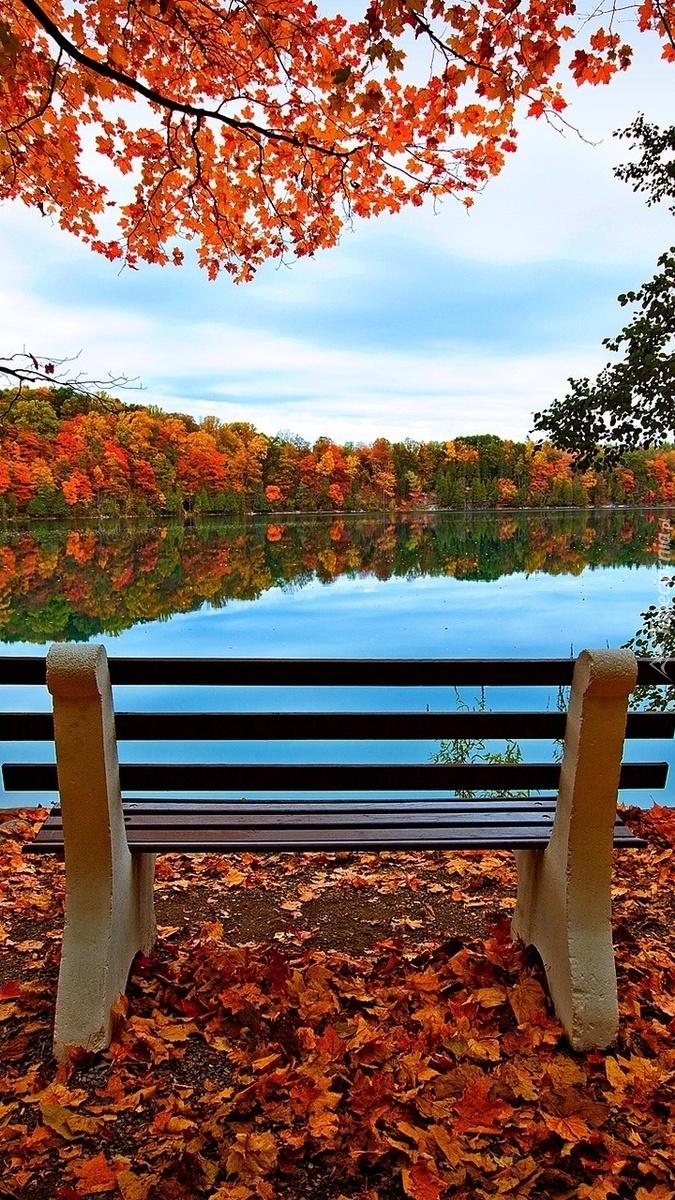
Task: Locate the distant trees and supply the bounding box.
[1,387,675,519]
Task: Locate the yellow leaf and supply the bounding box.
[40,1103,105,1140]
[474,986,507,1008]
[223,868,247,886]
[116,1169,155,1200]
[166,1116,196,1133]
[160,1023,198,1042]
[252,1052,282,1071]
[605,1058,626,1090]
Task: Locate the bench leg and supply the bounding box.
[47,644,156,1061]
[511,648,637,1051]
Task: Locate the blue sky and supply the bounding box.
[1,28,673,444]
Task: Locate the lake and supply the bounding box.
[1,507,673,809]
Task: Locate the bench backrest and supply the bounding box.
[2,655,673,807]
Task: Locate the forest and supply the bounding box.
[1,388,675,519]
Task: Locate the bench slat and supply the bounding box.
[6,760,668,791]
[1,656,673,687]
[26,820,644,852]
[48,809,559,829]
[26,795,646,851]
[119,796,564,814]
[3,710,673,741]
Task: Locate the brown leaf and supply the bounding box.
[543,1113,590,1142]
[429,1123,462,1166]
[508,977,549,1024]
[474,986,507,1008]
[577,1178,620,1199]
[115,1169,155,1200]
[225,1130,278,1180]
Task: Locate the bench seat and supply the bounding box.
[28,797,644,852]
[1,645,673,1058]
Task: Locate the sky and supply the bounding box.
[1,22,673,446]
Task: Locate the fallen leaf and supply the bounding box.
[508,977,549,1024]
[543,1113,590,1142]
[67,1152,117,1193]
[453,1078,515,1134]
[115,1169,155,1200]
[401,1163,445,1200]
[40,1103,106,1140]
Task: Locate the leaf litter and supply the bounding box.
[1,805,675,1200]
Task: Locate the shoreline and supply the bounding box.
[2,502,675,527]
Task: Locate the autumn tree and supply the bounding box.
[2,0,674,283]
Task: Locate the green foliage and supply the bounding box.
[614,115,675,215]
[432,688,528,798]
[534,118,675,465]
[533,249,675,463]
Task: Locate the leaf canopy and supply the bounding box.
[1,0,673,278]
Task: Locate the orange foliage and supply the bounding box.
[0,393,673,516]
[1,0,671,277]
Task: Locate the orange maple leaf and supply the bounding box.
[67,1152,117,1194]
[543,1113,591,1142]
[401,1163,445,1200]
[453,1078,515,1134]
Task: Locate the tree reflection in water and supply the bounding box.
[0,510,673,662]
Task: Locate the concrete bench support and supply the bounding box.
[511,648,637,1050]
[47,643,156,1061]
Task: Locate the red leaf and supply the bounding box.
[402,1163,445,1200]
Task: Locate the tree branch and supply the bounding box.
[17,0,359,160]
[0,351,140,426]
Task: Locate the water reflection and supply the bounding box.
[0,508,672,644]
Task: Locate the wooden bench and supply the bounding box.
[2,645,673,1060]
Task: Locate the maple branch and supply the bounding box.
[3,47,64,135]
[653,0,675,52]
[404,6,508,85]
[17,0,360,162]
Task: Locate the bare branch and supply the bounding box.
[0,351,141,426]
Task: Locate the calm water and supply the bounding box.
[1,508,673,808]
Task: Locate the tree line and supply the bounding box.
[1,387,675,519]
